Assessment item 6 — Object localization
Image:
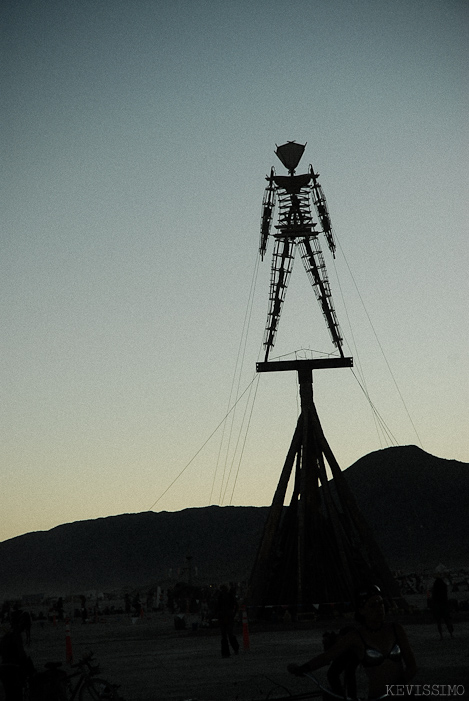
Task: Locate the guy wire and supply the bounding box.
[211,251,260,504]
[335,237,423,449]
[149,374,259,511]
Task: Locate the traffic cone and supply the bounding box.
[65,619,73,664]
[241,606,250,651]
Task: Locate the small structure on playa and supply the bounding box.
[249,142,402,612]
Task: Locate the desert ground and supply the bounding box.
[2,604,468,701]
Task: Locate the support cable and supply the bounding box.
[211,251,260,504]
[148,375,259,511]
[223,372,260,505]
[335,238,423,449]
[217,254,260,502]
[350,369,399,446]
[332,257,384,449]
[229,376,260,504]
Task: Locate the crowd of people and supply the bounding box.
[0,573,464,700]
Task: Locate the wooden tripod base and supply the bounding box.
[248,364,401,612]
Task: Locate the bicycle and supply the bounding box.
[302,670,389,700]
[29,651,125,700]
[246,669,389,700]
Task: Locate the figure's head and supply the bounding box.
[355,585,385,626]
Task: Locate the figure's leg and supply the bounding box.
[326,658,345,695]
[0,665,23,701]
[220,623,230,657]
[444,613,454,637]
[228,621,239,654]
[344,660,358,699]
[298,238,343,354]
[264,238,295,361]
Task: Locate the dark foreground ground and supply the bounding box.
[2,610,468,700]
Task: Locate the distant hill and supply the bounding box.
[341,445,468,570]
[0,506,268,598]
[0,446,467,597]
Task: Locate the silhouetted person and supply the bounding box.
[133,592,142,617]
[216,585,239,658]
[56,597,64,622]
[20,612,31,646]
[80,595,87,624]
[124,593,131,616]
[0,609,34,700]
[288,585,417,699]
[1,601,11,625]
[431,575,454,639]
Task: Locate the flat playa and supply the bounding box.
[4,608,468,700]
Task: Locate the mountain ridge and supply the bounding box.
[1,446,467,597]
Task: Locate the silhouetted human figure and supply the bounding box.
[1,601,11,625]
[133,592,142,617]
[124,593,131,616]
[431,575,454,639]
[20,612,32,646]
[216,585,239,658]
[56,597,64,622]
[79,596,87,624]
[288,585,417,699]
[0,609,34,700]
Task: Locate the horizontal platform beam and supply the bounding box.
[273,228,316,238]
[256,357,353,373]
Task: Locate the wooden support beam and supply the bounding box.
[310,401,402,600]
[249,417,302,604]
[248,361,403,611]
[256,357,352,373]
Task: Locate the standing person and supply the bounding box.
[0,610,35,700]
[288,585,417,699]
[124,593,131,617]
[1,601,11,625]
[79,596,87,624]
[132,592,142,618]
[20,612,32,646]
[216,585,239,658]
[431,574,454,639]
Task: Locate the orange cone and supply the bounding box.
[65,619,73,664]
[241,606,250,651]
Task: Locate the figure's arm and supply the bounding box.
[288,631,360,675]
[309,165,336,258]
[259,169,276,260]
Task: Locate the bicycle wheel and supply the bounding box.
[78,677,121,700]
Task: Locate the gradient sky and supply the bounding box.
[1,0,467,544]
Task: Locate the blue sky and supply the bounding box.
[1,0,467,542]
